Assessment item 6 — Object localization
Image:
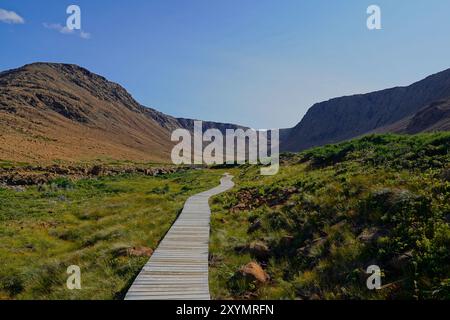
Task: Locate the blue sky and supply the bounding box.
[1,0,450,128]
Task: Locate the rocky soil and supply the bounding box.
[0,164,184,186]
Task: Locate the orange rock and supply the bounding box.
[240,262,270,283]
[127,247,153,257]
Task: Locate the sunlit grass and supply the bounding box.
[0,169,226,300]
[209,133,450,300]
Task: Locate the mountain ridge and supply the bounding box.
[2,62,450,163]
[0,62,244,163]
[282,68,450,151]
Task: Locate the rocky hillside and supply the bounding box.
[374,98,450,135]
[210,132,450,300]
[283,68,450,152]
[0,63,244,163]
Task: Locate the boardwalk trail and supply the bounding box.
[125,173,234,300]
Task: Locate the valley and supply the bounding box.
[1,132,448,300]
[1,63,449,300]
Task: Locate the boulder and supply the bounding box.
[234,241,270,260]
[441,168,450,182]
[112,245,154,258]
[248,241,270,260]
[389,251,413,271]
[357,227,386,243]
[89,165,104,176]
[239,262,270,283]
[127,246,153,257]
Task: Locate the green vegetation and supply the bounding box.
[0,160,29,169]
[210,133,450,300]
[2,132,449,300]
[0,169,226,299]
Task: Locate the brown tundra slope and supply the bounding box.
[0,63,243,164]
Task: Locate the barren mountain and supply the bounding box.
[283,68,450,151]
[0,63,244,163]
[4,63,448,163]
[373,98,450,134]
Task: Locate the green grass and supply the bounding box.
[0,160,29,169]
[209,133,450,300]
[0,169,227,300]
[2,132,449,300]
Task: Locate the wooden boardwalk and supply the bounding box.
[125,173,234,300]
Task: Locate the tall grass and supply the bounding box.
[209,133,450,300]
[0,169,226,299]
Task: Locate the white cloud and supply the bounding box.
[43,23,72,33]
[80,31,91,39]
[0,8,25,24]
[43,22,91,40]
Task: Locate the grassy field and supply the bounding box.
[2,132,449,300]
[209,133,450,300]
[0,169,226,299]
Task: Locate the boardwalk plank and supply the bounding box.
[124,173,234,300]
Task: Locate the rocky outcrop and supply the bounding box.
[232,186,298,212]
[0,164,183,186]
